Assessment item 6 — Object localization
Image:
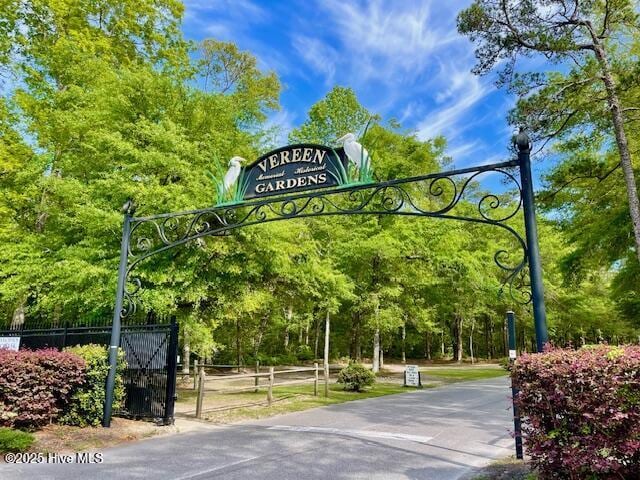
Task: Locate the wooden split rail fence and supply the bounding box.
[194,363,330,419]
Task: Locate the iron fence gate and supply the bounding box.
[0,319,178,424]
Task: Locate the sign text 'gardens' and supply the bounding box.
[242,144,348,200]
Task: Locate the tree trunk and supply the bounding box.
[314,312,321,359]
[401,322,406,364]
[354,312,361,361]
[304,318,310,345]
[11,302,25,330]
[182,335,190,374]
[350,311,359,359]
[380,346,384,369]
[453,314,463,363]
[372,327,380,373]
[589,30,640,263]
[440,329,445,357]
[236,318,242,372]
[254,314,269,358]
[488,315,495,359]
[484,315,490,360]
[469,317,475,365]
[323,310,330,370]
[425,330,432,360]
[283,305,292,350]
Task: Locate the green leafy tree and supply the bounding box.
[458,0,640,263]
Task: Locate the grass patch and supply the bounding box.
[183,382,410,424]
[0,428,35,453]
[420,367,508,383]
[469,456,536,480]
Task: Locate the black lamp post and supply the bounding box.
[515,129,549,352]
[102,200,136,427]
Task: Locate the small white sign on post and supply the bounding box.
[404,364,422,388]
[0,337,20,351]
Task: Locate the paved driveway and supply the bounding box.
[1,376,514,480]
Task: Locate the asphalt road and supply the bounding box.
[1,376,515,480]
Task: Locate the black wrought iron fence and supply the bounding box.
[0,317,178,425]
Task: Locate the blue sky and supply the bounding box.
[182,0,531,176]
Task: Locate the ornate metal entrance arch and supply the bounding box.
[102,131,548,426]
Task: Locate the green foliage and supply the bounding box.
[0,1,280,328]
[60,345,126,427]
[295,345,314,362]
[337,363,376,392]
[0,0,637,380]
[289,87,370,145]
[457,0,640,328]
[251,352,298,367]
[0,428,35,453]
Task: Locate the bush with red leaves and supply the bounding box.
[513,345,640,479]
[0,348,85,430]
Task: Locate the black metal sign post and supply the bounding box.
[102,201,134,427]
[515,130,548,352]
[507,310,524,460]
[101,133,550,427]
[163,317,179,426]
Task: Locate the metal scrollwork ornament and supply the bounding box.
[121,160,531,319]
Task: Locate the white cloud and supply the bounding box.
[318,0,462,79]
[181,0,511,168]
[446,141,482,160]
[292,36,339,85]
[287,0,496,136]
[416,68,490,141]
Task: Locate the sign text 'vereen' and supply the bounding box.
[242,144,348,200]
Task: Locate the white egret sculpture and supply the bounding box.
[337,133,369,171]
[223,156,245,193]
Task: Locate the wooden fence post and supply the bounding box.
[193,359,198,390]
[313,362,319,396]
[254,361,260,393]
[195,365,205,419]
[267,366,274,406]
[324,363,329,398]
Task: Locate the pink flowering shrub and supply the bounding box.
[0,349,85,429]
[512,345,640,479]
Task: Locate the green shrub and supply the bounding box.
[0,428,35,453]
[60,345,126,427]
[498,357,510,371]
[295,345,314,361]
[253,352,299,366]
[337,363,375,392]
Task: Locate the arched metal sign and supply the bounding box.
[102,130,548,427]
